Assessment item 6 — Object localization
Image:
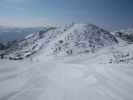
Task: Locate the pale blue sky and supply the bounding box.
[0,0,133,30]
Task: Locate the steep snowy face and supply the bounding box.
[46,24,118,56]
[114,29,133,44]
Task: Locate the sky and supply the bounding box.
[0,0,133,30]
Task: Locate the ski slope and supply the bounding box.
[0,55,133,100]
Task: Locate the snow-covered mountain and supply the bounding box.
[0,24,133,100]
[45,23,118,56]
[0,23,118,60]
[2,23,133,63]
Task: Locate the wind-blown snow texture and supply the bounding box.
[0,23,133,100]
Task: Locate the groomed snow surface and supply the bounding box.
[0,54,133,100]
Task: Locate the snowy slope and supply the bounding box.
[108,44,133,64]
[0,50,133,100]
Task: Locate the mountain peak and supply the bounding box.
[45,23,118,56]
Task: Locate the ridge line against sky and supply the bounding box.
[0,0,133,30]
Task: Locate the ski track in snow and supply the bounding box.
[0,59,133,100]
